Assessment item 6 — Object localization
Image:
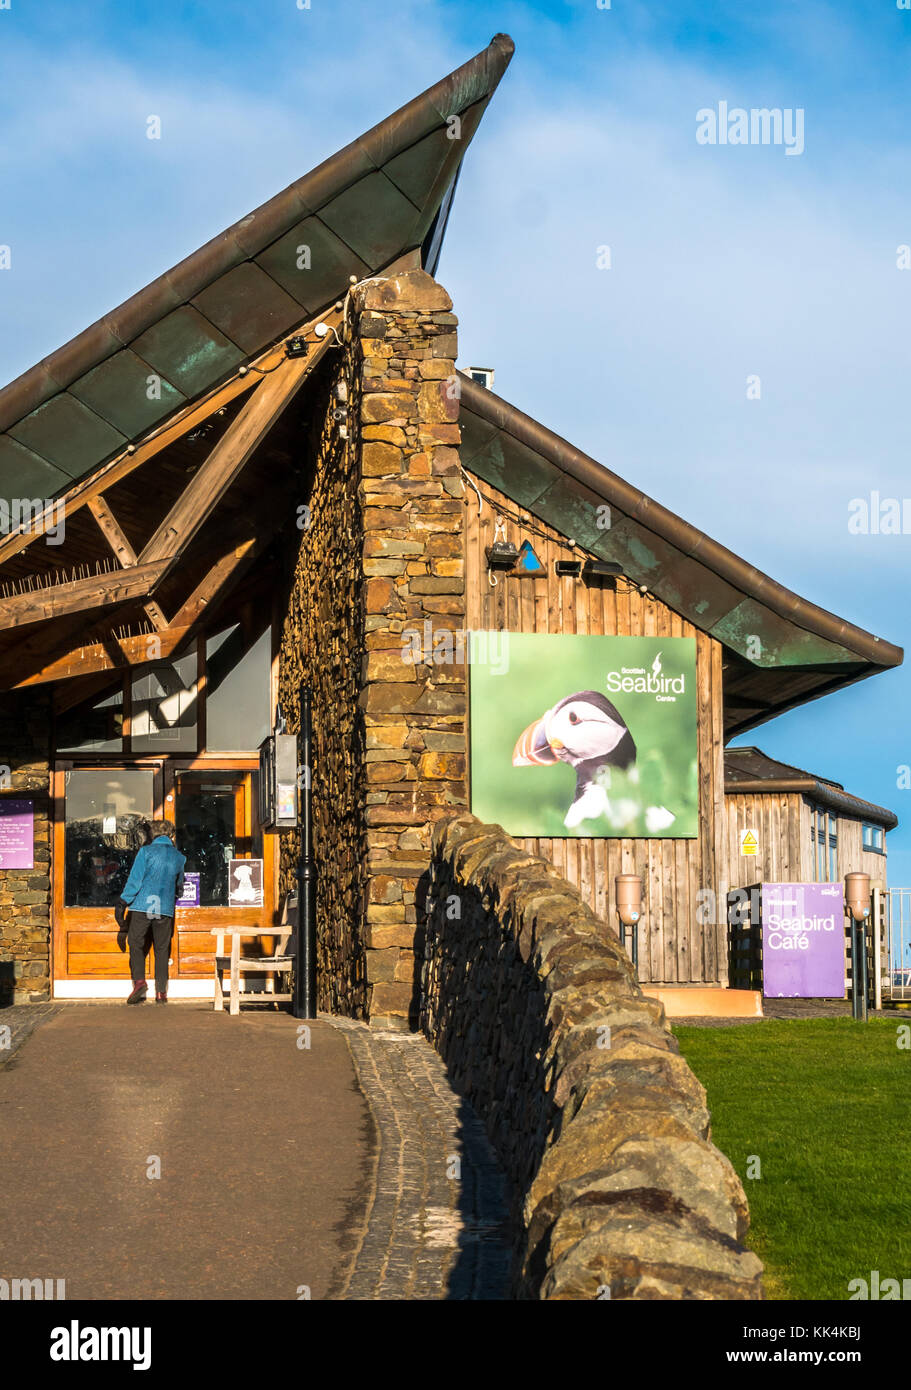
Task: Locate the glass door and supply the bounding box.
[165,763,273,979]
[53,764,164,982]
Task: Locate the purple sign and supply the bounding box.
[761,882,846,998]
[178,872,200,907]
[0,799,34,869]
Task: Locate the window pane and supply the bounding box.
[56,683,123,753]
[172,769,262,906]
[131,653,198,753]
[64,769,154,907]
[205,626,271,752]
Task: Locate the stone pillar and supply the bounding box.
[0,692,52,1004]
[353,270,468,1029]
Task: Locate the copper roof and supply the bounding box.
[0,35,514,496]
[724,747,897,829]
[457,373,903,736]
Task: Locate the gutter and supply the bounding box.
[725,778,898,830]
[458,373,903,672]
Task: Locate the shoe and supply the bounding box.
[127,980,148,1005]
[155,992,168,1004]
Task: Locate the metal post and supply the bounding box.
[856,919,869,1022]
[851,922,867,1023]
[293,685,317,1019]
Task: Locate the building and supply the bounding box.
[724,746,895,891]
[0,35,902,1020]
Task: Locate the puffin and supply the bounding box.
[512,690,675,832]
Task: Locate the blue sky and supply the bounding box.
[2,0,911,878]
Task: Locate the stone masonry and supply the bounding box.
[355,270,467,1028]
[421,813,764,1300]
[279,269,467,1027]
[0,691,52,1003]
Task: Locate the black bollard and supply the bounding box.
[293,686,317,1020]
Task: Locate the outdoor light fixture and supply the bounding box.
[554,559,582,577]
[285,336,309,358]
[845,872,872,1022]
[485,541,519,570]
[615,874,644,971]
[582,559,624,580]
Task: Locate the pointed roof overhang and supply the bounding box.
[0,34,514,497]
[724,746,897,829]
[457,373,903,738]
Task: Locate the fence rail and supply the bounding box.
[883,888,911,1003]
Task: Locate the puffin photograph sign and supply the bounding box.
[469,633,698,838]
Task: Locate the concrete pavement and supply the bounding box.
[0,1003,511,1300]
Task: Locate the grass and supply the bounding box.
[673,1019,911,1300]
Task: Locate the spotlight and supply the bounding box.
[485,541,519,571]
[582,559,623,581]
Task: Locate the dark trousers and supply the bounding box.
[127,912,174,992]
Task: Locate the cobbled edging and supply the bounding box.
[420,814,764,1301]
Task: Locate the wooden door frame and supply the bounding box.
[164,759,277,945]
[52,759,166,983]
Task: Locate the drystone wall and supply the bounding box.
[278,345,369,1018]
[0,691,52,1004]
[421,813,764,1300]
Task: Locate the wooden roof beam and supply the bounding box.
[0,560,168,631]
[87,495,167,631]
[14,532,268,686]
[139,328,335,580]
[0,310,334,571]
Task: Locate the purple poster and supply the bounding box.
[0,799,34,870]
[761,882,846,998]
[178,872,200,907]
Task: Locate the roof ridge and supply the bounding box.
[457,371,902,672]
[0,35,514,432]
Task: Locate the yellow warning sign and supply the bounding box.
[740,829,758,856]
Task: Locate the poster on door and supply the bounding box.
[177,872,200,907]
[469,632,698,838]
[228,859,264,907]
[761,882,846,998]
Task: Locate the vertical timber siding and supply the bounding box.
[725,792,889,890]
[463,475,727,985]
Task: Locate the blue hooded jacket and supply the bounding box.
[120,836,186,918]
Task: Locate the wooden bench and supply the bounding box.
[211,894,297,1016]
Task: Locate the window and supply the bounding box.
[64,769,155,907]
[810,806,838,882]
[56,683,123,753]
[205,626,271,752]
[53,622,271,756]
[131,653,199,753]
[862,822,885,854]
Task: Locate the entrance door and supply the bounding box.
[165,764,274,982]
[53,764,164,984]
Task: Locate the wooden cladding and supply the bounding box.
[725,792,888,890]
[464,474,728,985]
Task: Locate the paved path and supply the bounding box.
[334,1018,510,1299]
[673,998,909,1027]
[0,1004,510,1300]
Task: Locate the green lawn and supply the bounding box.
[673,1019,911,1300]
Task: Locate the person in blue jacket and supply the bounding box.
[115,819,186,1005]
